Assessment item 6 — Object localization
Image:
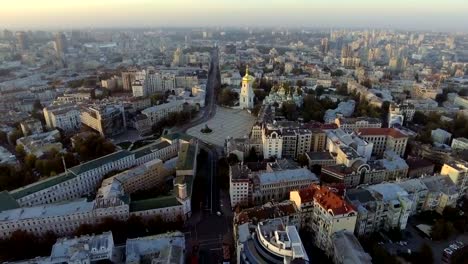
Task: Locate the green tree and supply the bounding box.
[24,154,37,169]
[296,154,309,167]
[8,129,23,145]
[0,131,7,144]
[419,243,434,264]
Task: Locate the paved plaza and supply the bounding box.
[187,107,256,146]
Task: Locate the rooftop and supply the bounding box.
[298,184,355,215]
[258,168,318,186]
[357,128,407,139]
[0,199,94,222]
[125,231,185,264]
[129,195,181,212]
[235,201,298,225]
[69,150,133,175]
[176,143,197,171]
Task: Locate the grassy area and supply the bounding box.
[117,141,132,150]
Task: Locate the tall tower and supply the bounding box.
[240,66,255,110]
[54,32,67,57]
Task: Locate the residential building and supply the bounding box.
[326,128,373,162]
[334,117,382,132]
[431,128,452,145]
[0,147,16,165]
[451,137,468,151]
[290,184,357,256]
[281,128,311,158]
[454,95,468,109]
[357,128,408,157]
[331,230,372,264]
[420,175,459,214]
[406,157,435,178]
[239,66,255,110]
[80,104,126,137]
[43,103,81,131]
[122,70,137,91]
[16,129,63,157]
[138,100,185,131]
[20,118,42,136]
[366,183,413,231]
[236,218,308,264]
[125,232,185,264]
[10,231,185,264]
[131,80,145,97]
[229,161,318,206]
[262,124,283,159]
[397,179,429,215]
[441,160,468,196]
[345,188,385,237]
[305,151,336,168]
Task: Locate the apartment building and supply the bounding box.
[441,160,468,196]
[80,104,126,137]
[139,100,185,128]
[43,103,81,131]
[290,184,357,256]
[334,117,382,132]
[262,124,283,159]
[357,128,408,157]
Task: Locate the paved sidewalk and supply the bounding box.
[186,107,256,146]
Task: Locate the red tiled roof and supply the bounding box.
[299,184,355,215]
[357,128,407,139]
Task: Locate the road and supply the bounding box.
[179,47,234,263]
[176,47,219,133]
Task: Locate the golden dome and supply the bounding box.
[242,65,254,82]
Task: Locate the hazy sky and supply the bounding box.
[1,0,468,31]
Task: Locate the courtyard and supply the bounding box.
[187,107,256,146]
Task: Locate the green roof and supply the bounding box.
[69,150,133,175]
[10,171,77,199]
[0,191,20,211]
[161,133,192,142]
[176,143,197,171]
[129,195,181,212]
[133,141,171,159]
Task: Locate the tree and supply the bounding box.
[281,102,298,120]
[227,153,239,165]
[419,243,434,264]
[24,154,37,169]
[33,99,43,111]
[431,219,455,240]
[218,87,238,106]
[8,129,23,145]
[245,147,260,162]
[0,131,7,144]
[331,69,344,77]
[73,134,116,162]
[296,154,308,167]
[315,86,325,96]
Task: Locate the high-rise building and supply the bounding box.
[122,70,137,91]
[239,66,255,109]
[54,32,67,57]
[16,31,28,51]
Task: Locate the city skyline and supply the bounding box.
[1,0,468,31]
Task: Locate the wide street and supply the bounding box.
[178,47,234,263]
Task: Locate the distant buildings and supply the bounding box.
[136,100,185,134]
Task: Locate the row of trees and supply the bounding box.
[151,108,197,135]
[412,111,468,144]
[72,133,116,162]
[217,87,238,107]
